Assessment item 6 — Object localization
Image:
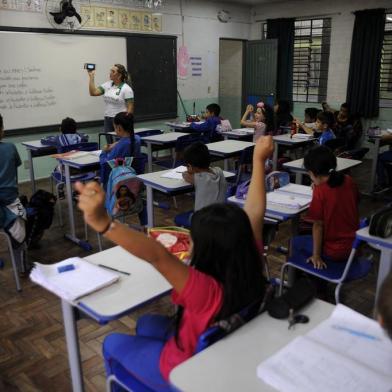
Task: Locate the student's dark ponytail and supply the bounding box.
[327,168,344,188]
[304,145,345,188]
[113,112,135,157]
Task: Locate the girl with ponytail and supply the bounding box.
[293,145,359,270]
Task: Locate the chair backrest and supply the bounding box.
[175,133,206,152]
[234,145,255,185]
[323,137,346,152]
[137,129,162,138]
[194,299,264,354]
[57,142,98,154]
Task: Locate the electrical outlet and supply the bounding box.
[24,160,30,170]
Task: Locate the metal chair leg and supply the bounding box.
[56,182,64,227]
[97,233,103,252]
[1,232,22,292]
[279,263,289,296]
[335,283,342,304]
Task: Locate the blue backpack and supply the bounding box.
[105,158,143,217]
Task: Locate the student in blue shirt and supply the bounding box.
[100,112,141,164]
[189,103,222,142]
[0,114,26,244]
[315,111,336,145]
[100,112,142,187]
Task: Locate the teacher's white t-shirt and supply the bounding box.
[99,81,134,118]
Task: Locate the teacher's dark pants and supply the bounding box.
[104,116,115,143]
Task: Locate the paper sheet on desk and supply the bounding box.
[30,257,120,302]
[257,304,392,392]
[275,183,313,198]
[267,192,310,209]
[160,166,188,180]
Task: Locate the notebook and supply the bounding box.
[267,192,310,209]
[292,133,313,139]
[275,183,313,199]
[160,166,188,180]
[30,257,120,303]
[257,304,392,392]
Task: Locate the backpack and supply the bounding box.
[105,158,143,217]
[369,207,392,238]
[265,171,290,193]
[21,190,56,248]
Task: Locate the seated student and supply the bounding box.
[322,102,362,149]
[100,112,141,164]
[377,271,392,340]
[295,107,320,135]
[174,142,227,227]
[315,111,336,145]
[293,145,359,271]
[274,99,293,130]
[0,114,26,245]
[375,133,392,192]
[75,136,273,390]
[240,102,275,142]
[189,103,222,142]
[41,117,88,147]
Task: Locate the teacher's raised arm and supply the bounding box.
[87,64,134,134]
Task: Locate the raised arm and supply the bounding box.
[244,136,273,244]
[88,71,103,96]
[75,181,189,292]
[240,105,254,127]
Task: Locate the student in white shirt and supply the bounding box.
[87,64,134,134]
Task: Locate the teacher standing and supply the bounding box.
[88,64,134,133]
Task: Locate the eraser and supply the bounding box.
[58,264,75,273]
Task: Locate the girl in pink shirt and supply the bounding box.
[241,102,275,142]
[75,137,273,390]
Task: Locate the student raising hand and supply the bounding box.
[74,181,110,233]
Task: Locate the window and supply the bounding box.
[263,18,331,103]
[380,13,392,108]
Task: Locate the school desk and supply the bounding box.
[98,127,163,148]
[356,227,392,303]
[170,299,334,392]
[227,188,311,236]
[138,169,235,227]
[57,152,101,250]
[272,134,315,171]
[220,128,254,140]
[21,140,57,193]
[59,246,172,392]
[206,140,255,170]
[368,130,392,193]
[141,132,190,172]
[283,157,362,184]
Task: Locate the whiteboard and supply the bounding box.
[0,31,127,131]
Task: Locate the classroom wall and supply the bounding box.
[250,0,392,130]
[0,0,253,181]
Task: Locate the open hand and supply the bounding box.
[307,255,327,270]
[74,181,110,233]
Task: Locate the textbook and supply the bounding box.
[266,192,310,209]
[257,304,392,392]
[275,183,313,199]
[30,257,120,302]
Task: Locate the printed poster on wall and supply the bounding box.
[152,13,162,32]
[80,5,94,27]
[107,7,119,29]
[118,9,130,29]
[142,13,152,31]
[130,12,142,30]
[94,7,107,28]
[1,0,43,12]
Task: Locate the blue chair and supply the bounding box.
[279,219,373,303]
[51,142,99,227]
[105,301,264,392]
